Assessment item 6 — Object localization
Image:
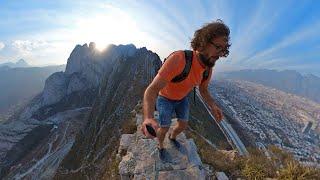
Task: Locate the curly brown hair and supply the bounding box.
[191,19,231,57]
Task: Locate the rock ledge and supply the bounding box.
[117,114,211,180]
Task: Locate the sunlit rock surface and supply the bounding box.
[118,114,211,180]
[54,44,161,179]
[0,43,161,179]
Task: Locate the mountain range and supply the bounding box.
[0,64,65,120]
[218,69,320,103]
[0,59,29,68]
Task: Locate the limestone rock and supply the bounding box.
[66,73,88,94]
[118,116,211,180]
[1,43,162,179]
[42,71,67,106]
[215,172,229,180]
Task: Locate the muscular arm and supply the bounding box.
[199,80,224,121]
[199,85,217,110]
[143,51,184,119]
[143,74,168,119]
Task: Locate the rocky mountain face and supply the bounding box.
[0,42,161,179]
[53,44,162,179]
[220,69,320,103]
[0,59,29,68]
[52,50,233,179]
[0,64,65,120]
[0,42,234,179]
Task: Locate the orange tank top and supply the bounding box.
[157,50,212,100]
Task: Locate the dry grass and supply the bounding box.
[278,160,320,179]
[121,116,137,134]
[186,129,320,179]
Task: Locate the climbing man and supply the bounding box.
[141,20,230,159]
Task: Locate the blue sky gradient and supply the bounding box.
[0,0,319,75]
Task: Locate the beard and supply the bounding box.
[199,53,216,68]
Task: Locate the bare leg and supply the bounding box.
[170,120,188,139]
[157,127,169,149]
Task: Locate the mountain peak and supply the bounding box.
[16,59,29,66]
[89,42,96,50]
[0,59,29,68]
[65,43,141,75]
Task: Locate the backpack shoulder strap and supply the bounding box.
[163,51,176,64]
[171,50,193,83]
[202,68,211,82]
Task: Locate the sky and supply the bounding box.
[0,0,319,76]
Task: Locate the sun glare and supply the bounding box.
[74,7,143,51]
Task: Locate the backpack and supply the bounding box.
[163,50,211,103]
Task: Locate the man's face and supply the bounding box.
[202,36,228,64]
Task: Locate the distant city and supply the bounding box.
[210,79,320,165]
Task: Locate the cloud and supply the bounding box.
[8,39,71,65]
[12,40,49,55]
[0,42,5,50]
[225,1,285,63]
[244,21,320,65]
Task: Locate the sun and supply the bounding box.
[73,7,143,51]
[95,42,107,52]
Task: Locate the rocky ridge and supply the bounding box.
[0,42,232,179]
[54,43,162,179]
[0,42,161,179]
[117,113,212,179]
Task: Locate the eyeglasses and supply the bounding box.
[209,41,229,57]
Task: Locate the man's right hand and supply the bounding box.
[210,104,224,123]
[141,118,159,138]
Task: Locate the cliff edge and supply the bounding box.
[117,111,222,180]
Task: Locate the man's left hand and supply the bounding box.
[210,105,224,122]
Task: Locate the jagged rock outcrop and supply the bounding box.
[117,114,212,179]
[42,72,68,106]
[54,44,161,179]
[0,43,161,179]
[0,42,233,179]
[16,43,139,121]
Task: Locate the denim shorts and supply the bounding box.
[156,95,189,128]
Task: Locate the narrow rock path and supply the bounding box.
[117,113,211,180]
